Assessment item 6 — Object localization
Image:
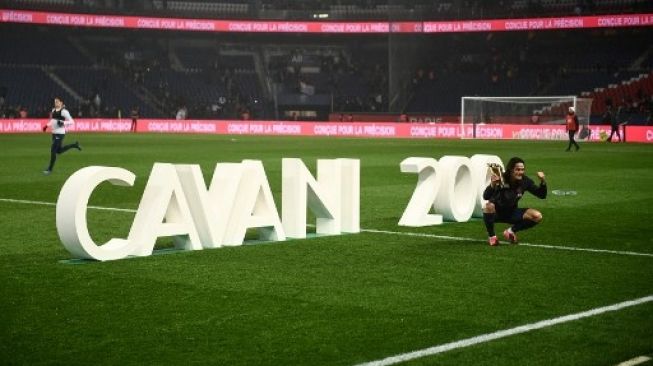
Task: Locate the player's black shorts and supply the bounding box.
[51,133,65,153]
[495,208,528,224]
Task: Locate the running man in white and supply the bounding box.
[42,96,81,175]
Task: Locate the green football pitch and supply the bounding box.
[1,133,652,365]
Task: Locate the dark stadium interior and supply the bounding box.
[1,0,652,20]
[0,0,651,124]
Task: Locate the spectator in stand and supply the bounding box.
[240,108,251,120]
[647,95,653,125]
[5,105,17,118]
[530,111,540,124]
[0,86,6,112]
[93,92,101,116]
[130,106,139,133]
[176,105,187,120]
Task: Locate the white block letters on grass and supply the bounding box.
[282,158,360,238]
[57,166,136,261]
[57,154,499,261]
[398,157,442,226]
[57,158,360,261]
[223,160,286,246]
[399,154,503,226]
[127,163,204,257]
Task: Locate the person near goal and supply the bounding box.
[42,96,81,175]
[482,157,547,246]
[565,106,580,151]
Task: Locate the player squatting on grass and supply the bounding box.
[482,157,547,246]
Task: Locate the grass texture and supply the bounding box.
[1,133,652,365]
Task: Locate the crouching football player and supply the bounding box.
[482,157,547,246]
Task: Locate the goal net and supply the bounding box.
[460,96,593,139]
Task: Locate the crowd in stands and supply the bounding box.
[0,25,264,120]
[607,89,653,125]
[404,28,652,124]
[1,0,652,123]
[0,87,48,119]
[1,25,651,124]
[268,46,386,115]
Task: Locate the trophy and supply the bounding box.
[487,163,508,188]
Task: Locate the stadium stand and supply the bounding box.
[404,29,652,124]
[0,0,651,122]
[2,0,652,19]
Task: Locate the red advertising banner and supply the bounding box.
[625,126,653,143]
[2,118,647,143]
[422,13,653,33]
[0,9,402,33]
[1,9,652,34]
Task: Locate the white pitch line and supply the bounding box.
[0,198,136,213]
[362,229,653,258]
[617,356,652,366]
[354,295,653,366]
[3,198,653,258]
[361,229,477,242]
[518,243,653,258]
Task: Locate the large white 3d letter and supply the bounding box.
[56,166,136,261]
[128,163,203,256]
[399,157,442,226]
[432,156,475,222]
[223,160,286,245]
[470,154,504,218]
[175,163,244,248]
[282,158,360,238]
[399,154,503,226]
[338,159,360,233]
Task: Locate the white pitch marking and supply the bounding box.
[518,243,653,258]
[362,229,653,258]
[362,229,477,242]
[0,198,136,213]
[2,198,653,258]
[616,356,652,366]
[354,295,653,366]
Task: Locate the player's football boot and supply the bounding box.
[503,229,518,244]
[488,236,499,246]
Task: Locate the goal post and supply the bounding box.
[460,96,593,139]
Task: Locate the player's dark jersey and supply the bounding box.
[52,108,65,125]
[483,175,547,213]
